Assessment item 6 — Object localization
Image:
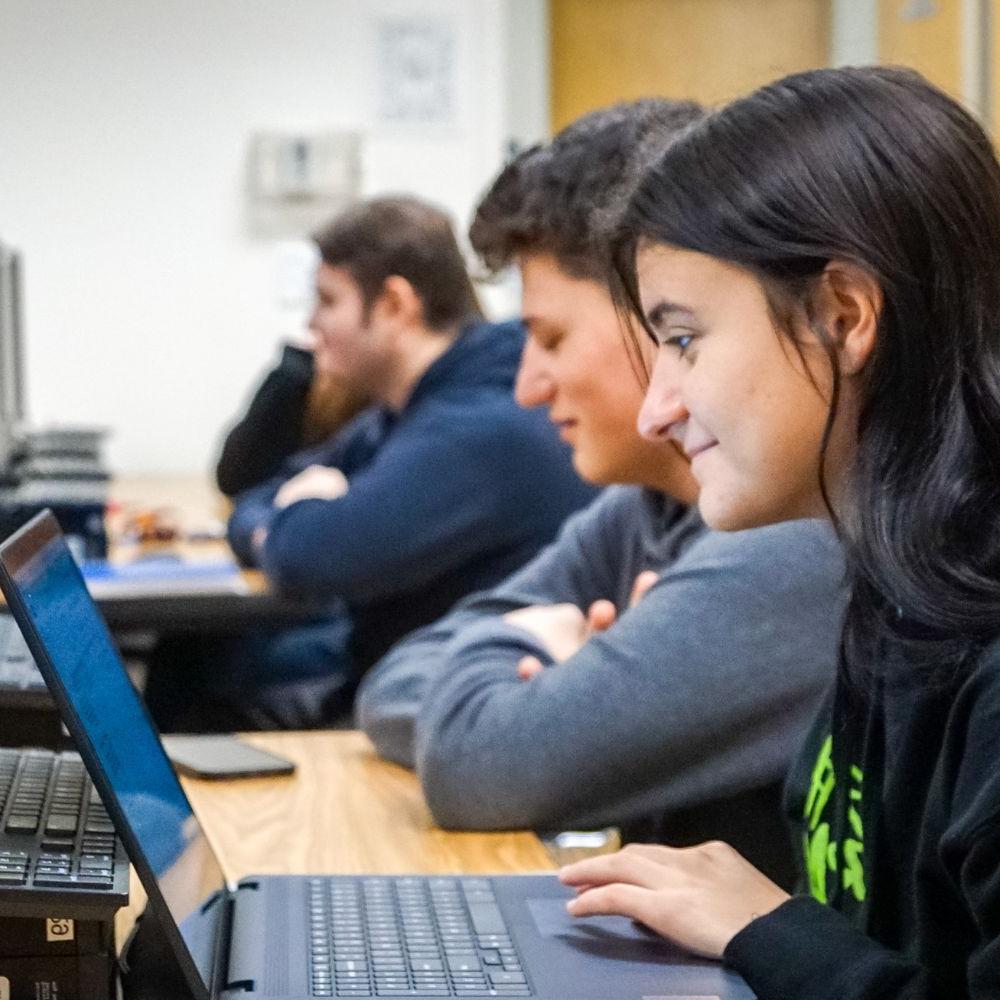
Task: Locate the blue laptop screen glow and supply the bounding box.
[9,528,224,990]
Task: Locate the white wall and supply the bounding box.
[0,0,548,474]
[830,0,878,66]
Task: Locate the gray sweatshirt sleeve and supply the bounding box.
[415,519,845,832]
[355,487,642,767]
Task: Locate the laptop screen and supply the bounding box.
[0,513,225,998]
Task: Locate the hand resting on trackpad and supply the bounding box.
[526,898,702,966]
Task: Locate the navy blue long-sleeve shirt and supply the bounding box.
[227,320,597,668]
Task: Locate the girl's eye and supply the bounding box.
[663,332,695,357]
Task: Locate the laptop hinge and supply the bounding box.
[209,888,238,998]
[221,881,265,994]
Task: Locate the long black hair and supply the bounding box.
[614,66,1000,677]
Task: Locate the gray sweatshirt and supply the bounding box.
[356,486,844,833]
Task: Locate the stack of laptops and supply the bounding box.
[0,746,128,902]
[0,614,62,749]
[0,741,128,1000]
[0,511,754,1000]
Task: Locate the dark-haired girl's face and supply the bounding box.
[635,244,836,531]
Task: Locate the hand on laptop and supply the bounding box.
[514,571,659,680]
[558,841,789,959]
[274,465,349,509]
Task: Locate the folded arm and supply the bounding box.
[356,487,641,767]
[416,520,843,831]
[261,404,590,604]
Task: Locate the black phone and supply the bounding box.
[161,734,296,780]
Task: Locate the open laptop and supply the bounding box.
[0,511,754,1000]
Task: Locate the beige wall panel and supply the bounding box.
[878,0,962,98]
[550,0,830,131]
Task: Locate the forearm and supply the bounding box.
[356,615,471,769]
[259,496,428,598]
[417,616,812,833]
[357,572,584,768]
[367,488,653,778]
[416,524,843,832]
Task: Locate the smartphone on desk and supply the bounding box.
[162,734,296,779]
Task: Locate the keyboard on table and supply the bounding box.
[0,748,129,909]
[307,877,531,997]
[0,643,44,690]
[0,614,48,696]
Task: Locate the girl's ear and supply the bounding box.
[812,262,882,376]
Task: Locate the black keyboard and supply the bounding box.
[307,877,530,998]
[0,748,129,907]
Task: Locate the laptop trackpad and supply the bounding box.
[526,897,689,954]
[495,877,753,1000]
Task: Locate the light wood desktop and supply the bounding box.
[109,476,231,550]
[182,731,554,877]
[118,731,555,943]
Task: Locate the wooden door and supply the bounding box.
[550,0,830,130]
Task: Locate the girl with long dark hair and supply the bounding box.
[559,66,1000,998]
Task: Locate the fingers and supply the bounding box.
[561,842,786,962]
[559,846,675,892]
[581,573,657,638]
[619,842,673,861]
[516,655,544,681]
[586,599,617,634]
[565,882,658,924]
[629,570,659,607]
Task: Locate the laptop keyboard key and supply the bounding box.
[33,875,80,888]
[5,814,39,833]
[490,972,527,984]
[409,960,442,972]
[447,959,480,973]
[44,813,79,835]
[466,902,506,936]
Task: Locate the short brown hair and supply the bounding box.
[470,99,703,281]
[314,196,481,330]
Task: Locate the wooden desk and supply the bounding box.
[108,475,230,544]
[182,731,554,878]
[118,731,554,945]
[99,476,324,633]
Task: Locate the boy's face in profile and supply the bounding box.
[515,252,693,494]
[308,263,386,391]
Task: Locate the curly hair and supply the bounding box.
[470,99,703,281]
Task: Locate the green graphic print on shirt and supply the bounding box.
[803,734,867,905]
